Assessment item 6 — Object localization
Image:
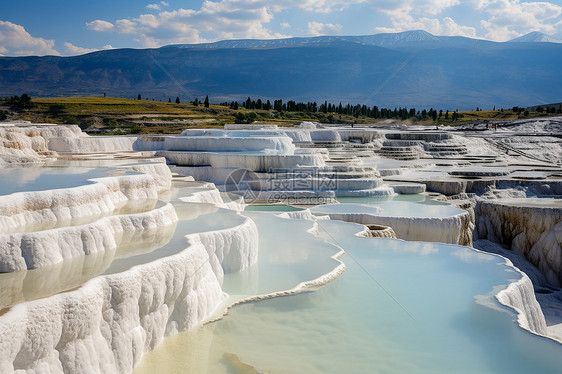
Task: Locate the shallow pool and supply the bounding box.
[313,200,464,218]
[134,215,562,374]
[337,194,448,205]
[221,212,342,301]
[0,166,138,195]
[104,205,245,275]
[244,205,304,212]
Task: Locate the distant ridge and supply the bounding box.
[509,31,561,43]
[527,102,562,111]
[1,30,561,109]
[167,30,488,50]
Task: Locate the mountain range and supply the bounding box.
[0,30,560,110]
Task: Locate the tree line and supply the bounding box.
[137,93,210,108]
[138,93,562,120]
[220,97,450,121]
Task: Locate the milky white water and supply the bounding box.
[0,166,139,195]
[312,201,463,218]
[134,215,562,374]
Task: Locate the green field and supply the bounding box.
[0,96,556,134]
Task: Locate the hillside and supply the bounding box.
[0,31,561,110]
[2,96,556,135]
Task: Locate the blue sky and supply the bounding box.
[1,0,562,56]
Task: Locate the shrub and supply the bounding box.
[129,125,142,134]
[107,119,118,129]
[63,116,78,124]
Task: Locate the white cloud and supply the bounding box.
[374,9,476,38]
[86,20,115,32]
[373,0,562,41]
[63,42,116,56]
[147,1,169,10]
[83,0,562,46]
[85,0,369,47]
[307,21,343,36]
[373,0,461,16]
[475,0,562,40]
[0,21,60,56]
[115,19,139,34]
[64,42,97,55]
[87,1,299,47]
[297,0,366,13]
[441,17,478,37]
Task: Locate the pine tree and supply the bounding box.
[204,95,210,108]
[176,97,181,104]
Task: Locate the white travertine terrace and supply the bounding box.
[0,173,159,235]
[0,202,177,272]
[0,119,561,372]
[0,124,82,164]
[496,272,548,335]
[0,162,259,372]
[310,203,473,246]
[158,151,326,171]
[49,136,139,153]
[0,224,258,373]
[476,199,562,286]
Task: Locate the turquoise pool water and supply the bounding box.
[104,205,244,275]
[312,201,464,218]
[244,205,304,212]
[134,215,562,374]
[336,194,465,218]
[3,165,559,373]
[0,167,139,195]
[337,194,448,205]
[222,212,342,300]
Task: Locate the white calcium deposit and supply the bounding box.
[0,125,82,164]
[157,151,326,171]
[161,135,295,154]
[180,128,313,143]
[0,235,254,373]
[496,271,548,335]
[116,162,173,192]
[176,186,245,211]
[472,240,548,337]
[0,197,258,374]
[476,199,562,286]
[49,136,138,153]
[0,203,177,272]
[311,208,473,246]
[2,122,561,372]
[0,173,159,235]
